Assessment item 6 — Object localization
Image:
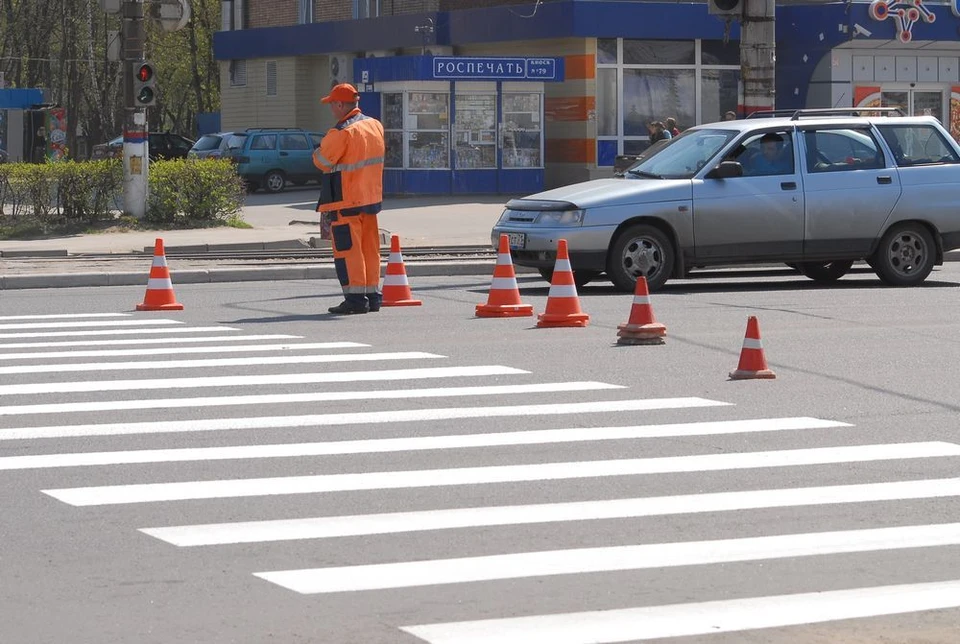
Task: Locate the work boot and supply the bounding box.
[368,293,382,312]
[327,300,369,315]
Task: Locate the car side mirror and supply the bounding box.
[706,160,743,179]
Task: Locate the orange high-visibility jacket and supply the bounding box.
[312,108,385,213]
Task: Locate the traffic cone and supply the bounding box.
[136,238,183,311]
[536,239,590,328]
[729,316,776,380]
[476,234,534,318]
[617,276,665,345]
[381,235,422,307]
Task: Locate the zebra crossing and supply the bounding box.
[2,311,960,642]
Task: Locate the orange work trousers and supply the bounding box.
[330,211,381,305]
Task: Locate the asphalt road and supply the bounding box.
[3,265,960,643]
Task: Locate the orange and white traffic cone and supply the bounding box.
[617,276,665,345]
[536,239,590,328]
[381,235,422,307]
[136,238,183,311]
[476,234,534,318]
[729,316,776,380]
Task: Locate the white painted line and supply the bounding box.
[0,398,729,441]
[0,313,130,321]
[146,475,955,548]
[0,334,302,350]
[0,350,445,375]
[257,522,960,594]
[0,326,237,339]
[0,341,367,361]
[0,319,183,330]
[9,416,832,472]
[400,579,960,643]
[0,363,514,396]
[42,442,960,507]
[0,381,620,416]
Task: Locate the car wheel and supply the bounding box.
[264,170,286,193]
[798,260,854,283]
[607,224,674,292]
[244,181,259,193]
[872,223,935,286]
[538,268,600,288]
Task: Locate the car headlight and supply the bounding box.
[535,209,585,226]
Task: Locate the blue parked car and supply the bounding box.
[225,128,324,193]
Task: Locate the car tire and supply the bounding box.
[244,181,259,193]
[607,224,675,292]
[797,260,854,283]
[538,268,600,288]
[872,223,935,286]
[264,170,286,193]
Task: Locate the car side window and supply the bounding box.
[250,134,277,151]
[876,124,960,166]
[803,128,885,173]
[310,134,323,148]
[279,134,310,150]
[726,130,795,176]
[171,136,193,154]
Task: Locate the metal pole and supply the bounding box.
[740,0,776,115]
[121,0,149,218]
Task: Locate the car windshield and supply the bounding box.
[628,129,738,179]
[192,135,222,151]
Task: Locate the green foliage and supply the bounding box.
[0,162,60,231]
[146,159,245,225]
[53,160,124,224]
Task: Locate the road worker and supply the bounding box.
[313,83,386,315]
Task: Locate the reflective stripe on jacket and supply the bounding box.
[312,108,385,213]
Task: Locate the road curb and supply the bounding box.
[0,261,533,290]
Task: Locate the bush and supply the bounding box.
[146,158,245,226]
[54,160,123,224]
[0,162,60,231]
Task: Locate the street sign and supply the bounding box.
[155,0,191,32]
[100,0,121,14]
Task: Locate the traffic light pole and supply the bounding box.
[121,0,149,218]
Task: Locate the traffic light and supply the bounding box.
[133,61,157,107]
[708,0,742,16]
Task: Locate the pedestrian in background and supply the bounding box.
[313,83,386,315]
[648,121,671,143]
[723,110,738,121]
[665,117,681,137]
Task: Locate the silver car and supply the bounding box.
[493,109,960,291]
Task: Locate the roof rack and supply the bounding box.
[746,107,905,120]
[244,127,305,132]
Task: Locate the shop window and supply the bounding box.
[623,40,695,66]
[597,38,618,65]
[382,92,404,168]
[455,93,497,169]
[408,92,449,168]
[701,69,740,125]
[622,69,695,137]
[266,60,278,97]
[597,68,618,137]
[502,93,542,168]
[701,40,739,66]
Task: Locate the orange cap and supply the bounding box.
[321,83,360,104]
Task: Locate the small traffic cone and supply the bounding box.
[536,239,590,328]
[136,238,183,311]
[381,235,422,307]
[729,316,776,380]
[476,234,534,318]
[617,277,665,345]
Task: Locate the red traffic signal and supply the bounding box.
[131,60,157,107]
[136,63,153,83]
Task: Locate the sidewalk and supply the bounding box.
[0,193,516,289]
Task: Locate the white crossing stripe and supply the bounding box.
[400,579,960,643]
[0,335,301,350]
[0,363,514,396]
[0,351,444,375]
[0,341,365,361]
[256,522,960,594]
[146,475,956,548]
[6,417,838,472]
[0,398,729,441]
[0,381,620,416]
[0,319,182,330]
[0,313,130,321]
[0,326,237,339]
[42,442,960,506]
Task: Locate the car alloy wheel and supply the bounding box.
[874,223,935,286]
[264,171,286,193]
[608,223,674,292]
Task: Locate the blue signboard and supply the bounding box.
[432,57,559,81]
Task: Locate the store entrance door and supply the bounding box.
[880,88,944,120]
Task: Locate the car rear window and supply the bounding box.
[876,124,960,166]
[193,135,223,151]
[225,134,247,150]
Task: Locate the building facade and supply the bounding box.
[213,0,960,194]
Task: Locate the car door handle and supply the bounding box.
[877,175,892,184]
[280,151,289,156]
[780,181,797,190]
